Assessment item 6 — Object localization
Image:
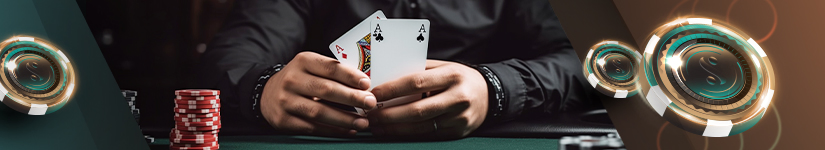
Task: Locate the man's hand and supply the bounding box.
[260,51,377,136]
[368,60,488,140]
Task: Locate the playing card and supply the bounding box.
[370,19,430,109]
[329,10,386,76]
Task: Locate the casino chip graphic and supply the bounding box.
[640,18,775,137]
[0,36,76,115]
[583,41,642,98]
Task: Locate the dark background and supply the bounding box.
[75,0,255,136]
[74,0,620,139]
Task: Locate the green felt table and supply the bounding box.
[150,134,559,150]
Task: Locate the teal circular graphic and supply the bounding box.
[599,52,635,82]
[641,18,776,137]
[0,37,76,115]
[582,41,642,98]
[673,38,749,105]
[10,52,59,94]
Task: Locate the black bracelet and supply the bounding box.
[474,65,506,121]
[252,64,284,121]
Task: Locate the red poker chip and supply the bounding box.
[175,116,221,122]
[170,142,218,147]
[170,129,218,138]
[175,125,222,131]
[175,99,220,105]
[176,95,220,100]
[175,104,220,109]
[176,89,220,96]
[175,108,220,114]
[170,135,218,144]
[170,137,218,144]
[171,134,219,139]
[170,144,219,150]
[175,113,219,118]
[176,121,221,127]
[172,129,220,135]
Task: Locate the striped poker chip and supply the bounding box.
[175,99,220,105]
[582,41,642,98]
[169,144,219,150]
[170,142,218,147]
[175,108,220,114]
[175,113,219,118]
[170,135,217,144]
[640,17,775,137]
[176,121,221,127]
[175,104,220,109]
[171,133,219,139]
[122,90,137,97]
[173,129,219,135]
[176,95,219,100]
[175,116,220,122]
[170,130,218,143]
[175,124,221,131]
[175,89,220,96]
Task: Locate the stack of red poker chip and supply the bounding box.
[171,89,221,150]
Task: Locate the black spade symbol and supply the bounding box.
[417,33,425,42]
[374,33,384,42]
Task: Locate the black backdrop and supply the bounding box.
[75,0,259,137]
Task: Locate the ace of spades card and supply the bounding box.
[370,19,430,108]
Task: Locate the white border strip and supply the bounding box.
[747,38,767,57]
[645,35,660,54]
[703,119,733,137]
[646,85,671,116]
[587,73,599,88]
[687,18,713,25]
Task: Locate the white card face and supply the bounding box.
[329,10,386,76]
[370,19,430,108]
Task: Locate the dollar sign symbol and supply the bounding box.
[700,56,724,85]
[612,59,623,73]
[27,62,41,81]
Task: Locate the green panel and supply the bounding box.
[0,0,149,149]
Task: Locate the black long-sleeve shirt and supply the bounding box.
[198,0,597,130]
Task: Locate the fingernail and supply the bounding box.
[364,96,377,110]
[352,118,369,130]
[372,127,385,136]
[359,78,371,90]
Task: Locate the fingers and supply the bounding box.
[287,74,376,110]
[283,96,370,130]
[275,116,357,137]
[296,52,370,90]
[370,67,458,102]
[367,93,469,124]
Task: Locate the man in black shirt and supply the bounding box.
[199,0,595,139]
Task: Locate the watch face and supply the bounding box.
[0,36,76,115]
[640,18,776,137]
[582,41,642,98]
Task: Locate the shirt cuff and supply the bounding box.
[479,62,528,123]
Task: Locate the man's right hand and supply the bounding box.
[260,51,376,136]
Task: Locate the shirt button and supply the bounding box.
[410,3,417,9]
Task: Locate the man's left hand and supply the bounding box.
[368,60,488,140]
